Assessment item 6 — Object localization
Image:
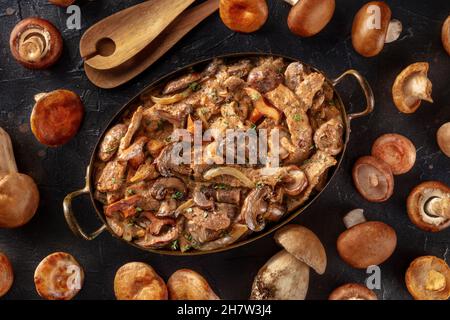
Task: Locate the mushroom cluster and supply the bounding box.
[250,225,326,300]
[353,133,416,202]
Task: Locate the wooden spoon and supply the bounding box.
[84,0,219,89]
[80,0,196,70]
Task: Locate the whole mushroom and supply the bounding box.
[442,15,450,55]
[0,128,40,228]
[437,122,450,158]
[219,0,268,33]
[0,252,14,298]
[329,283,378,300]
[406,181,450,232]
[392,62,433,114]
[167,269,219,300]
[405,256,450,300]
[351,1,402,57]
[337,209,397,269]
[285,0,335,37]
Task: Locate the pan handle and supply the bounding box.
[332,69,374,121]
[63,166,106,241]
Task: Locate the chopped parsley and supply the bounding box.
[111,178,117,184]
[171,240,179,250]
[135,207,143,213]
[126,189,135,196]
[293,114,302,122]
[165,136,172,143]
[184,233,193,242]
[250,92,261,101]
[255,181,264,189]
[214,183,227,190]
[189,82,201,92]
[172,191,184,200]
[250,123,257,130]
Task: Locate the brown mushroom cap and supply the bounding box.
[437,122,450,158]
[352,156,394,202]
[274,224,327,275]
[442,16,450,56]
[167,269,219,300]
[49,0,76,7]
[405,256,450,300]
[371,133,416,175]
[337,221,397,269]
[287,0,335,37]
[329,283,378,300]
[250,250,310,300]
[407,181,450,232]
[10,17,63,69]
[219,0,268,33]
[392,62,433,114]
[351,1,392,57]
[0,252,14,298]
[114,262,167,300]
[30,89,84,147]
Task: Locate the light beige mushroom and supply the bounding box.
[167,269,219,300]
[437,122,450,158]
[392,62,433,114]
[0,128,39,228]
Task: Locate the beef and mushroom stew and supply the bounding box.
[93,57,344,252]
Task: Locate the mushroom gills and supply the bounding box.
[356,164,389,199]
[420,189,450,223]
[404,73,433,106]
[18,28,51,62]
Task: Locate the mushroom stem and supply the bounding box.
[0,128,18,178]
[405,74,433,104]
[385,19,402,43]
[343,208,366,229]
[425,196,450,219]
[283,0,300,5]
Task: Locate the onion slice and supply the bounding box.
[203,167,255,189]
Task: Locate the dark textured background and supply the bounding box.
[0,0,449,300]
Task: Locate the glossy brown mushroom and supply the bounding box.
[351,1,402,57]
[329,283,377,300]
[10,17,63,69]
[437,122,450,158]
[287,0,335,37]
[49,0,76,7]
[0,252,14,298]
[30,90,84,147]
[405,256,450,300]
[337,209,397,269]
[352,156,394,202]
[282,167,308,196]
[442,16,450,55]
[407,181,450,232]
[219,0,269,33]
[371,133,416,175]
[167,269,219,300]
[392,62,433,114]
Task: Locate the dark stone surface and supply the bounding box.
[0,0,449,300]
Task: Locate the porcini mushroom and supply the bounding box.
[250,250,310,300]
[392,62,433,114]
[34,252,84,300]
[0,128,39,228]
[167,269,219,300]
[114,262,168,300]
[10,17,63,69]
[442,16,450,55]
[407,181,450,232]
[286,0,335,37]
[352,155,394,202]
[405,256,450,300]
[329,283,378,300]
[352,1,402,57]
[337,209,397,269]
[437,122,450,158]
[30,90,84,147]
[371,133,416,175]
[49,0,76,7]
[219,0,269,33]
[0,252,14,298]
[274,224,327,274]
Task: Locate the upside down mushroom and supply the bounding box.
[329,283,377,300]
[405,256,450,300]
[167,269,219,300]
[0,252,14,298]
[0,128,39,228]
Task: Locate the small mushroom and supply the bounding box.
[150,177,187,200]
[337,209,397,269]
[437,122,450,158]
[219,0,269,33]
[352,155,394,202]
[286,0,335,37]
[114,262,167,300]
[329,283,377,300]
[0,252,14,298]
[274,224,327,275]
[10,17,63,69]
[192,185,215,209]
[371,133,416,175]
[352,1,402,57]
[282,167,308,196]
[392,62,433,114]
[34,252,84,300]
[241,186,271,231]
[49,0,76,7]
[250,250,310,300]
[313,118,344,156]
[0,128,40,228]
[167,269,219,300]
[406,181,450,232]
[31,90,84,147]
[442,16,450,55]
[405,256,450,300]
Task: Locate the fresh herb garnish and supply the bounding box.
[255,181,264,189]
[250,92,261,101]
[135,207,143,213]
[171,240,179,250]
[185,233,193,241]
[111,178,116,184]
[293,114,302,122]
[127,189,135,196]
[250,123,257,130]
[172,191,184,200]
[214,183,227,190]
[189,82,201,92]
[165,136,172,143]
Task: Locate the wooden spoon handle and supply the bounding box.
[85,0,219,89]
[80,0,195,70]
